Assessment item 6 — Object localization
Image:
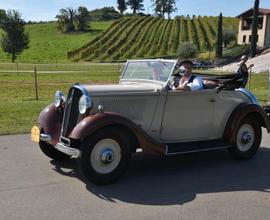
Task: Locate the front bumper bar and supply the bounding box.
[55,142,81,157]
[40,133,81,157]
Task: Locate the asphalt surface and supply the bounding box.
[1,131,270,220]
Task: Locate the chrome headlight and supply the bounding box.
[79,95,92,114]
[54,91,65,108]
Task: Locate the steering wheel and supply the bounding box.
[166,76,181,90]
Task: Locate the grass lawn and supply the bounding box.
[0,62,268,135]
[0,63,121,135]
[0,21,112,63]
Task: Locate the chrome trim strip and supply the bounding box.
[55,142,81,157]
[165,145,231,155]
[40,134,51,142]
[73,84,90,97]
[236,88,259,105]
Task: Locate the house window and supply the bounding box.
[243,35,246,43]
[248,35,259,43]
[241,15,263,30]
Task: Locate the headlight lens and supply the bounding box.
[78,95,92,114]
[54,91,65,108]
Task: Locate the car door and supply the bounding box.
[160,89,217,142]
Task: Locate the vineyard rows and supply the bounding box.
[68,16,239,61]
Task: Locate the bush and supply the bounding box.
[89,7,122,21]
[177,42,197,59]
[223,45,250,58]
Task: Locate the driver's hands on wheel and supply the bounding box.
[167,76,180,90]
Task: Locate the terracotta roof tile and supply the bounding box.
[237,8,270,18]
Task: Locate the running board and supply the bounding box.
[165,139,230,155]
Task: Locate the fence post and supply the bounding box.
[16,62,19,76]
[34,67,39,100]
[248,67,252,91]
[268,69,270,104]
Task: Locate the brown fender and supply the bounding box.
[38,103,63,145]
[69,112,166,155]
[223,103,270,144]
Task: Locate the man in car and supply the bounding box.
[175,60,204,91]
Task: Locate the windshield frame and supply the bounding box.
[120,59,177,85]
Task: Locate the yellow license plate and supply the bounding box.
[31,126,40,143]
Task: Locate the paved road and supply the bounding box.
[1,132,270,220]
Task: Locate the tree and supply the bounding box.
[152,0,177,19]
[117,0,127,14]
[89,7,122,21]
[0,9,6,27]
[0,10,29,63]
[250,0,259,58]
[56,8,77,32]
[223,29,237,47]
[177,42,197,59]
[76,6,90,31]
[127,0,144,14]
[215,12,223,58]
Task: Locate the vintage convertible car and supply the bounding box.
[31,59,270,185]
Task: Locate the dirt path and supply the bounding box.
[222,51,270,73]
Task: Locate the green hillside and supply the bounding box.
[0,21,112,63]
[68,16,239,62]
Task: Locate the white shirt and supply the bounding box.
[187,76,204,91]
[179,75,204,91]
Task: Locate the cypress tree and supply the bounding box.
[215,12,223,58]
[250,0,260,58]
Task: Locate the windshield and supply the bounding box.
[122,61,175,82]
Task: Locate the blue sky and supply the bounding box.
[1,0,270,21]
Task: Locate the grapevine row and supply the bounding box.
[70,15,239,61]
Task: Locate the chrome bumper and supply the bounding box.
[40,134,52,142]
[40,133,80,157]
[55,142,81,157]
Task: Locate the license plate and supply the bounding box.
[31,126,40,143]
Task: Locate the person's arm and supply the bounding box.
[175,85,191,91]
[187,77,204,91]
[247,64,254,70]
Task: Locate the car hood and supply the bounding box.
[82,82,162,96]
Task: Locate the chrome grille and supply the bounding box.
[61,86,83,137]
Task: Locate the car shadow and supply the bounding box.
[50,147,270,205]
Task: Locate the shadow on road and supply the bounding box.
[50,147,270,205]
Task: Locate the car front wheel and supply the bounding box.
[229,116,262,159]
[79,127,131,185]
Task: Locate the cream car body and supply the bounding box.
[32,59,270,185]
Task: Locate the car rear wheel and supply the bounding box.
[229,116,262,159]
[79,127,131,185]
[39,141,71,161]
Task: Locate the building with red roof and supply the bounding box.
[237,8,270,47]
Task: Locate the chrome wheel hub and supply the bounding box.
[236,124,255,152]
[90,138,121,174]
[101,149,114,164]
[241,132,252,145]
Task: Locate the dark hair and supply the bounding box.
[179,60,193,66]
